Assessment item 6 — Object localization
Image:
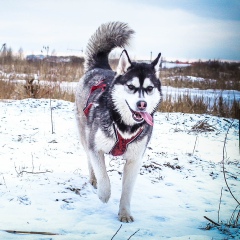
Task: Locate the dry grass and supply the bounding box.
[0,80,75,102]
[0,55,82,102]
[0,57,84,82]
[0,80,15,99]
[1,80,238,119]
[162,76,240,91]
[191,120,216,132]
[160,93,239,119]
[0,57,239,119]
[160,60,240,91]
[160,94,208,115]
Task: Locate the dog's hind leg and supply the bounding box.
[89,150,111,203]
[118,158,141,222]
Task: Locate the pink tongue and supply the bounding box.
[140,112,153,126]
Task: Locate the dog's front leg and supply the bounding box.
[118,159,141,222]
[89,150,111,203]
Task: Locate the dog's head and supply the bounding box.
[111,50,162,126]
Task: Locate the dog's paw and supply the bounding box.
[118,207,134,223]
[118,212,134,223]
[98,188,111,203]
[97,179,111,203]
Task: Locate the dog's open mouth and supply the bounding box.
[126,101,153,126]
[132,111,143,122]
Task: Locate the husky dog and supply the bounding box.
[75,22,162,222]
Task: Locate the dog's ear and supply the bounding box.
[116,50,132,75]
[151,53,161,74]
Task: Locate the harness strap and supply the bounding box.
[83,80,106,116]
[110,124,144,156]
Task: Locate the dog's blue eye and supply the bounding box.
[127,84,135,90]
[146,86,153,92]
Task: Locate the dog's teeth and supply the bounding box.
[133,113,142,121]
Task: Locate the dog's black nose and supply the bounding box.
[137,100,147,110]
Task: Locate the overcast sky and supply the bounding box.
[1,0,240,61]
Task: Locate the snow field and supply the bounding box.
[0,99,239,239]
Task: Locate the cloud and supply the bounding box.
[134,0,240,21]
[0,0,239,60]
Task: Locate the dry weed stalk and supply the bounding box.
[204,120,240,231]
[14,154,52,177]
[191,119,216,132]
[111,224,140,240]
[24,78,40,98]
[3,230,59,235]
[111,224,122,240]
[222,121,239,206]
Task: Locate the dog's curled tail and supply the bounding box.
[85,22,134,72]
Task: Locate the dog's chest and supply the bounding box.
[94,126,146,157]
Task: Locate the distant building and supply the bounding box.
[26,55,45,61]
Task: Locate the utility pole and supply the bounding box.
[42,46,49,56]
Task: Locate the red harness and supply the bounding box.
[83,80,106,116]
[110,124,143,156]
[83,80,143,156]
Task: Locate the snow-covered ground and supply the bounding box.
[0,99,239,239]
[161,62,191,69]
[166,75,216,83]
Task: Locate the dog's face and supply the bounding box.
[111,51,162,126]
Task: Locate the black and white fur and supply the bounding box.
[75,22,162,222]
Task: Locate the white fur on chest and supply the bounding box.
[94,128,116,153]
[123,135,148,160]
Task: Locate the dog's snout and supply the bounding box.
[137,100,147,110]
